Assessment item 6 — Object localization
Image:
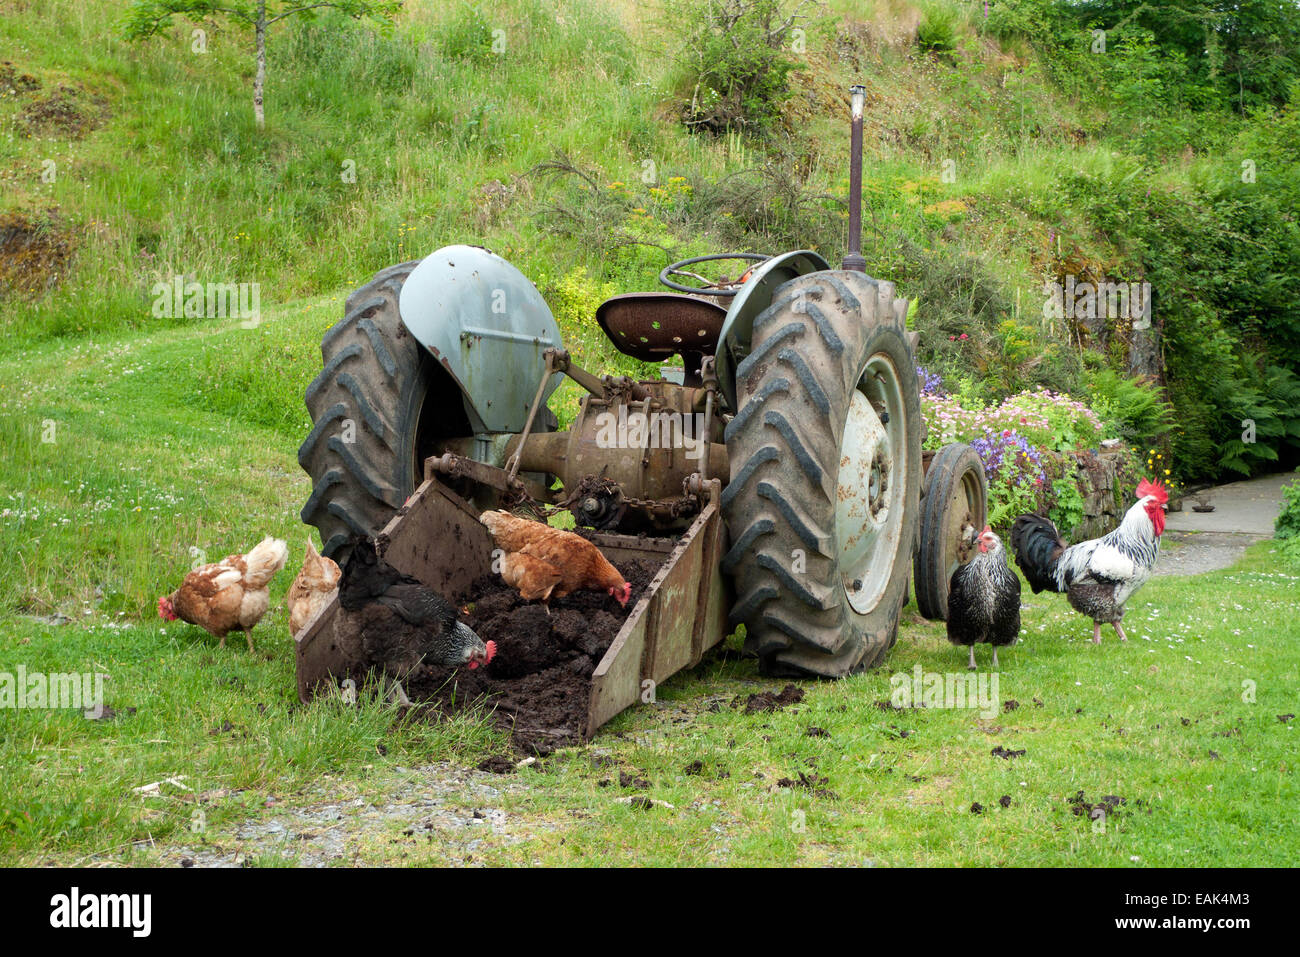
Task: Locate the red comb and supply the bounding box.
[1136,478,1168,503]
[485,640,497,664]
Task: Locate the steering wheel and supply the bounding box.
[659,253,770,297]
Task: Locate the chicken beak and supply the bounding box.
[466,639,496,670]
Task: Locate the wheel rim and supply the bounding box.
[837,353,908,615]
[942,469,982,581]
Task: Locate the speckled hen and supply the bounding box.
[947,526,1022,669]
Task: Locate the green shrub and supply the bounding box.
[1216,366,1300,477]
[437,4,496,62]
[1086,367,1174,449]
[1275,470,1300,540]
[916,2,958,54]
[1048,473,1086,536]
[677,0,802,135]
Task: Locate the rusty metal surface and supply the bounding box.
[507,379,728,509]
[596,292,727,365]
[585,481,730,737]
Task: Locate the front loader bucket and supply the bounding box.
[294,475,731,740]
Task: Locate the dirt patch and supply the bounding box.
[17,84,106,139]
[401,559,660,756]
[601,770,651,790]
[1067,791,1127,819]
[990,745,1026,759]
[776,771,838,800]
[0,211,74,298]
[0,62,40,96]
[735,683,804,715]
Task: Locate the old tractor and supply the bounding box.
[293,88,986,735]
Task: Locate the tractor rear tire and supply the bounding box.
[722,271,921,677]
[298,261,428,563]
[914,442,987,621]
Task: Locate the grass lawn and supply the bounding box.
[1,298,1297,867]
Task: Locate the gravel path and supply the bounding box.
[1154,472,1292,576]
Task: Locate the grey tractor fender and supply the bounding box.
[715,250,831,412]
[398,244,565,434]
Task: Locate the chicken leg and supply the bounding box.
[1112,621,1128,642]
[968,645,977,670]
[388,679,413,707]
[1092,621,1103,644]
[991,646,1000,669]
[244,628,255,653]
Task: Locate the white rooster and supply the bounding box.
[1011,479,1168,643]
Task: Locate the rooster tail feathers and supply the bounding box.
[1010,514,1066,594]
[243,536,289,587]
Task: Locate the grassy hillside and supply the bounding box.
[3,0,1299,480]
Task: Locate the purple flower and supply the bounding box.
[916,365,945,397]
[971,428,1046,485]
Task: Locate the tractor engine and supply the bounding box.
[506,377,728,532]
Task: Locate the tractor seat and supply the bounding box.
[596,293,727,366]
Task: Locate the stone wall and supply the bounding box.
[1064,448,1131,539]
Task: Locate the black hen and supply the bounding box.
[947,526,1022,669]
[339,538,494,674]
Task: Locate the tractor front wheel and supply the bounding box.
[914,442,988,620]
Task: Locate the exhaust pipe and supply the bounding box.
[841,84,867,273]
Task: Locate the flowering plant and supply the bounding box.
[922,388,1103,453]
[919,381,1114,531]
[1143,446,1182,497]
[916,365,945,397]
[968,428,1045,527]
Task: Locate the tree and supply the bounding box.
[1069,0,1300,111]
[124,0,403,127]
